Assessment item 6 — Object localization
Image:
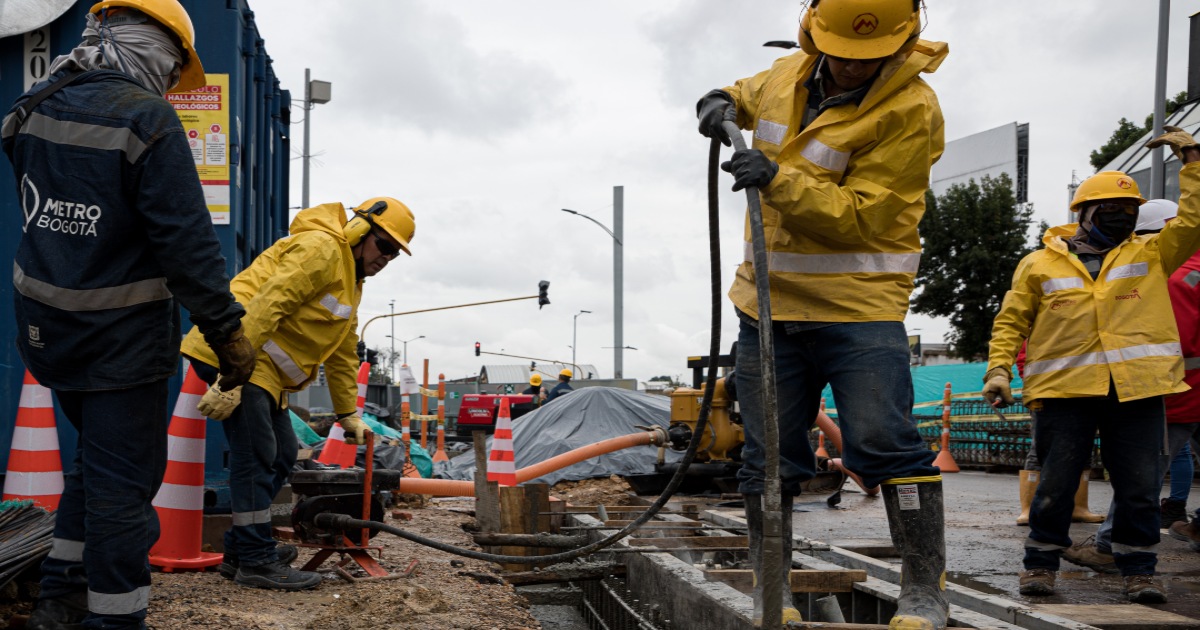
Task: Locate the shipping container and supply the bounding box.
[0,0,291,509]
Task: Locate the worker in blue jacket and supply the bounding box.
[546,369,574,401]
[2,1,254,628]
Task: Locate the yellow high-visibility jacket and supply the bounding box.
[182,203,363,415]
[987,163,1200,403]
[724,40,947,322]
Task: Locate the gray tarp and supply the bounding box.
[434,387,683,485]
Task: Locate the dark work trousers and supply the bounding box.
[1024,390,1165,576]
[220,383,297,566]
[40,380,169,629]
[734,319,938,493]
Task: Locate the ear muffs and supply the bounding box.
[797,8,819,55]
[344,200,388,247]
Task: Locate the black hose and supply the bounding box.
[314,138,729,565]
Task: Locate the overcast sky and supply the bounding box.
[246,1,1195,384]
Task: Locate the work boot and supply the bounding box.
[1016,469,1038,526]
[219,544,300,580]
[1123,574,1168,604]
[26,591,88,630]
[744,493,803,626]
[1168,517,1200,545]
[1018,569,1056,596]
[1161,499,1188,530]
[1071,472,1104,523]
[234,560,321,591]
[1061,535,1117,574]
[881,478,948,630]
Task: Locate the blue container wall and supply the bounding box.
[0,0,291,499]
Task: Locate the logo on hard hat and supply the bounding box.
[853,13,878,35]
[1117,178,1133,189]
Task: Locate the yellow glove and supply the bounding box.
[1145,125,1200,163]
[197,383,242,421]
[339,414,368,445]
[982,367,1014,407]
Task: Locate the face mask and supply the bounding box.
[1089,207,1138,247]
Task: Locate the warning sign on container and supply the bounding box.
[168,75,230,225]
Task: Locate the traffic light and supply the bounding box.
[356,340,367,362]
[538,280,550,309]
[475,342,481,356]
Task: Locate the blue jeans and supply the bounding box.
[41,381,169,630]
[1095,421,1197,553]
[1169,441,1194,502]
[218,383,298,566]
[734,319,937,494]
[1024,392,1165,576]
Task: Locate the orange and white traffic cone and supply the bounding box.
[432,374,449,463]
[932,382,959,473]
[400,400,420,478]
[2,370,64,510]
[149,367,223,571]
[486,397,517,486]
[316,362,369,469]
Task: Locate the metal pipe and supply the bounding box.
[1150,0,1170,199]
[614,185,624,379]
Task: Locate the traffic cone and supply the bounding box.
[432,374,449,463]
[149,366,222,571]
[486,397,517,486]
[400,400,421,478]
[815,397,830,458]
[2,370,64,510]
[316,362,369,469]
[932,382,959,473]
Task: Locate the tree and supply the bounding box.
[1089,91,1189,171]
[912,173,1036,360]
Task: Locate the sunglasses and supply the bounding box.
[371,231,400,257]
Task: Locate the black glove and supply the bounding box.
[696,89,735,146]
[721,149,779,192]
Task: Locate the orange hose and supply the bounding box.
[394,430,664,497]
[815,412,878,496]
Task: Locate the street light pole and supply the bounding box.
[402,335,425,365]
[561,184,624,379]
[389,299,395,381]
[573,310,591,375]
[301,69,331,209]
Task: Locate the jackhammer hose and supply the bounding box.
[314,139,729,566]
[721,120,786,629]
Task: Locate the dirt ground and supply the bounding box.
[1,500,541,630]
[548,475,637,507]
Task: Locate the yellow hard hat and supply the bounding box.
[90,0,205,93]
[559,369,573,378]
[344,197,415,255]
[1070,171,1146,212]
[799,0,920,59]
[529,374,542,386]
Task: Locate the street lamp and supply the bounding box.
[389,300,395,380]
[572,310,591,376]
[302,68,331,209]
[562,185,624,379]
[401,335,425,365]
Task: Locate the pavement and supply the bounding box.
[777,470,1200,624]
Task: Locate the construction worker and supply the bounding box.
[180,197,416,591]
[2,2,254,628]
[695,1,947,626]
[1064,198,1200,571]
[546,368,574,401]
[522,373,548,404]
[985,131,1200,604]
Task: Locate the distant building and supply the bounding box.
[931,121,1029,204]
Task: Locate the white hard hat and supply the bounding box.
[1136,199,1178,233]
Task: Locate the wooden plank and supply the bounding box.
[525,483,551,563]
[1030,604,1200,628]
[472,433,500,533]
[604,519,705,528]
[628,536,749,549]
[703,568,867,594]
[498,485,528,571]
[548,496,565,533]
[827,538,897,558]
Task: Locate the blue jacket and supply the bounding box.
[2,70,243,390]
[547,380,573,401]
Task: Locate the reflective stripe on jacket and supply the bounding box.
[987,163,1200,403]
[723,40,947,322]
[2,70,242,390]
[1167,250,1200,422]
[181,203,362,414]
